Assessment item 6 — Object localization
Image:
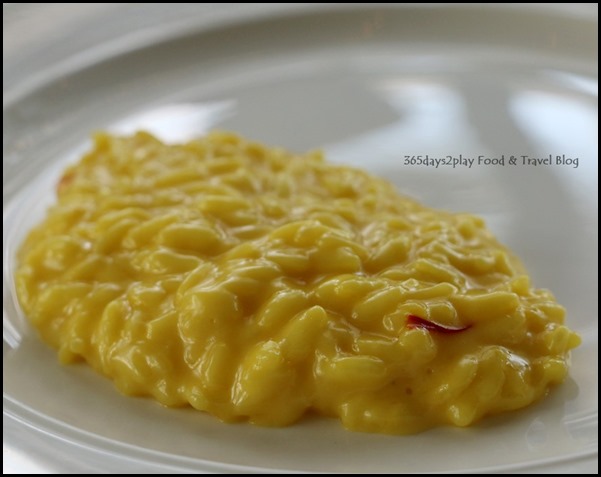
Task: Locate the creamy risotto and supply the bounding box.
[15,132,580,434]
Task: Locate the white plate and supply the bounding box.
[3,4,598,473]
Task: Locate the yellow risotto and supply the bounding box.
[15,132,580,434]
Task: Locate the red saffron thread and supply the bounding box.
[406,314,471,334]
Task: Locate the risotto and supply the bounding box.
[15,132,580,434]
